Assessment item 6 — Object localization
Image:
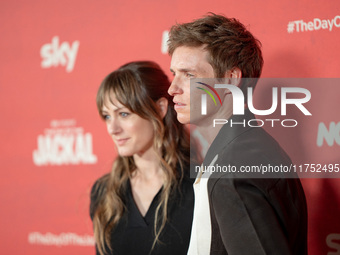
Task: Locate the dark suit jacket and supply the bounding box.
[204,110,308,254]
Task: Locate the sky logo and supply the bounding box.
[40,36,79,73]
[196,82,222,115]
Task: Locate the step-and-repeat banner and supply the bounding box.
[1,1,339,254]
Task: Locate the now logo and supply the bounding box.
[317,122,340,147]
[40,36,79,73]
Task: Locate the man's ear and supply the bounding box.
[224,67,242,78]
[224,67,242,86]
[156,97,168,119]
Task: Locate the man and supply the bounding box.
[168,13,308,254]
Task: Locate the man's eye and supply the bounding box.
[186,73,195,78]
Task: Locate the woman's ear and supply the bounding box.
[156,97,168,119]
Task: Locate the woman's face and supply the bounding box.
[101,94,155,157]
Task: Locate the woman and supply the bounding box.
[90,61,194,255]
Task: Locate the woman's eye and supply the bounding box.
[103,115,110,120]
[119,112,129,117]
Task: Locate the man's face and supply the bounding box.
[169,45,215,124]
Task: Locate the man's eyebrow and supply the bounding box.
[170,68,195,73]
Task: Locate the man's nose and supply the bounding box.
[168,76,183,96]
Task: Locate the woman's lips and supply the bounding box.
[116,138,129,146]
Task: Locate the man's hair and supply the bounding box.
[168,13,264,80]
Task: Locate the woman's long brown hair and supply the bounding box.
[91,61,191,255]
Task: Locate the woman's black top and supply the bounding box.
[90,174,194,255]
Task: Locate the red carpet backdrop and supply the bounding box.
[1,0,339,254]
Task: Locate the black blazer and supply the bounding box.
[204,110,308,255]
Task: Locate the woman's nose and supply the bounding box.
[107,118,122,135]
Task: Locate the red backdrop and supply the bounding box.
[1,0,339,254]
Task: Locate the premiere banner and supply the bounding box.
[190,78,339,179]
